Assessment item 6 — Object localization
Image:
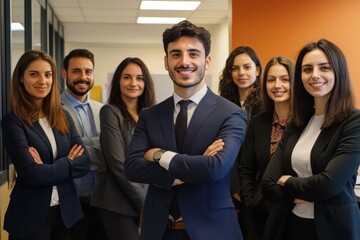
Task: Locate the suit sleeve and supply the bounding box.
[1,113,88,186]
[125,108,176,190]
[168,108,247,185]
[66,112,91,178]
[261,125,296,209]
[100,105,147,208]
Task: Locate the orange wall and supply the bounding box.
[231,0,360,107]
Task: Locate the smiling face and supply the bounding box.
[120,63,145,102]
[62,57,94,100]
[301,49,335,103]
[266,64,291,104]
[22,59,53,106]
[231,53,260,91]
[164,36,211,97]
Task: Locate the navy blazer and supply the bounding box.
[1,112,91,239]
[261,111,360,240]
[125,89,247,240]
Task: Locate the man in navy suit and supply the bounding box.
[125,20,247,240]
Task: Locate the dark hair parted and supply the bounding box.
[63,48,95,70]
[10,50,69,133]
[162,20,211,57]
[292,39,354,128]
[262,56,294,113]
[219,46,262,112]
[107,57,156,128]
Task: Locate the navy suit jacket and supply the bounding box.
[1,112,91,239]
[262,110,360,240]
[125,89,247,240]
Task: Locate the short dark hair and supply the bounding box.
[63,49,94,70]
[261,56,294,113]
[292,39,354,128]
[162,20,211,57]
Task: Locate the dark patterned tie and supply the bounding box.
[171,100,191,220]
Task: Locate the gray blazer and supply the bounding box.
[61,92,105,172]
[91,104,147,216]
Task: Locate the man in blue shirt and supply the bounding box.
[61,49,107,240]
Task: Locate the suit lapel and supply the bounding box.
[311,125,337,173]
[184,90,216,151]
[31,121,53,155]
[159,97,177,151]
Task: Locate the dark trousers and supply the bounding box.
[9,206,70,240]
[70,197,107,240]
[98,208,139,240]
[284,213,319,240]
[162,228,190,240]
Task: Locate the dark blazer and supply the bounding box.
[238,111,288,240]
[261,111,360,240]
[91,104,147,217]
[1,112,91,239]
[125,89,247,240]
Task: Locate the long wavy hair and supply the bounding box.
[10,50,69,134]
[292,39,354,128]
[107,57,156,128]
[219,46,262,113]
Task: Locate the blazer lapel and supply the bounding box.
[159,97,177,151]
[31,122,53,156]
[311,125,337,173]
[184,90,216,151]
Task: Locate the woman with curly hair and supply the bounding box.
[219,46,262,120]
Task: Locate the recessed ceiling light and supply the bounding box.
[11,22,24,31]
[140,1,201,11]
[137,17,186,24]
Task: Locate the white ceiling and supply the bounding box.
[46,0,229,44]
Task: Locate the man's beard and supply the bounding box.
[66,79,93,96]
[169,66,205,89]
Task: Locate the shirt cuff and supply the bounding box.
[158,150,177,170]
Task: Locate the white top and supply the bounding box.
[39,118,59,206]
[291,114,324,219]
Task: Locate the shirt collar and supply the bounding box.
[173,84,207,108]
[64,90,89,108]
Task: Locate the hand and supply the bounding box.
[203,139,224,156]
[294,198,309,204]
[233,193,241,202]
[277,175,292,186]
[28,147,43,164]
[144,148,161,162]
[67,144,84,160]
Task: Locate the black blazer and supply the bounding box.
[239,111,273,208]
[1,112,91,239]
[262,111,360,240]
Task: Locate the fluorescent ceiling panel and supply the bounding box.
[137,17,186,24]
[11,22,24,31]
[140,1,201,10]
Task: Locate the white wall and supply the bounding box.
[64,21,229,103]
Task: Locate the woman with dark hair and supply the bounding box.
[239,56,294,240]
[219,46,262,237]
[91,57,155,240]
[2,50,90,240]
[219,46,262,119]
[262,39,360,240]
